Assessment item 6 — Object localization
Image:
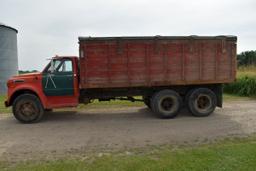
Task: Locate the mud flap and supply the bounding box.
[215,84,223,108]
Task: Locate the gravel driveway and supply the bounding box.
[0,100,256,161]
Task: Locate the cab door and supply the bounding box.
[42,59,74,96]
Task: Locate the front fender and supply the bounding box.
[6,84,47,108]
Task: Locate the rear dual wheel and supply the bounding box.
[151,90,182,119]
[186,88,217,117]
[150,88,216,119]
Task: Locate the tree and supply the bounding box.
[18,70,38,74]
[237,51,256,66]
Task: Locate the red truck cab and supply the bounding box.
[5,56,80,122]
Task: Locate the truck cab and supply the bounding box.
[5,56,79,123]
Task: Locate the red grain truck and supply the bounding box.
[5,36,237,123]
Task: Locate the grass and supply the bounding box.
[1,137,256,171]
[77,97,144,109]
[237,65,256,77]
[223,93,254,101]
[0,95,10,114]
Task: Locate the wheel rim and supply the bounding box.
[161,97,174,111]
[18,101,38,121]
[195,94,212,112]
[159,96,178,115]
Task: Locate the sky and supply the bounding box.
[1,0,256,70]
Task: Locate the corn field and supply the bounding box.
[224,66,256,97]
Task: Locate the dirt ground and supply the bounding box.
[0,100,256,161]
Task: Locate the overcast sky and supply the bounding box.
[1,0,256,70]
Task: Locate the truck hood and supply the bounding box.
[8,72,42,83]
[12,72,41,78]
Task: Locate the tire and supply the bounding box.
[143,96,151,109]
[150,90,182,119]
[12,94,44,123]
[187,88,217,117]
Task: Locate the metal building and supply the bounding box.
[0,23,18,94]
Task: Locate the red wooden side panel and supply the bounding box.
[79,37,236,89]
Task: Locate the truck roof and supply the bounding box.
[51,56,78,59]
[79,35,237,42]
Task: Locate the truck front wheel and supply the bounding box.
[12,94,44,123]
[187,88,217,117]
[151,90,182,119]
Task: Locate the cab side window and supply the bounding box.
[57,60,73,72]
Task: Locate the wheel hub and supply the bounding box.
[161,98,174,111]
[196,94,211,111]
[20,102,36,116]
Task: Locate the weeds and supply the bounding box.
[224,66,256,97]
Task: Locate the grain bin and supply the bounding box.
[0,23,18,94]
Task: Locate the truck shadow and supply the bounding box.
[42,107,214,123]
